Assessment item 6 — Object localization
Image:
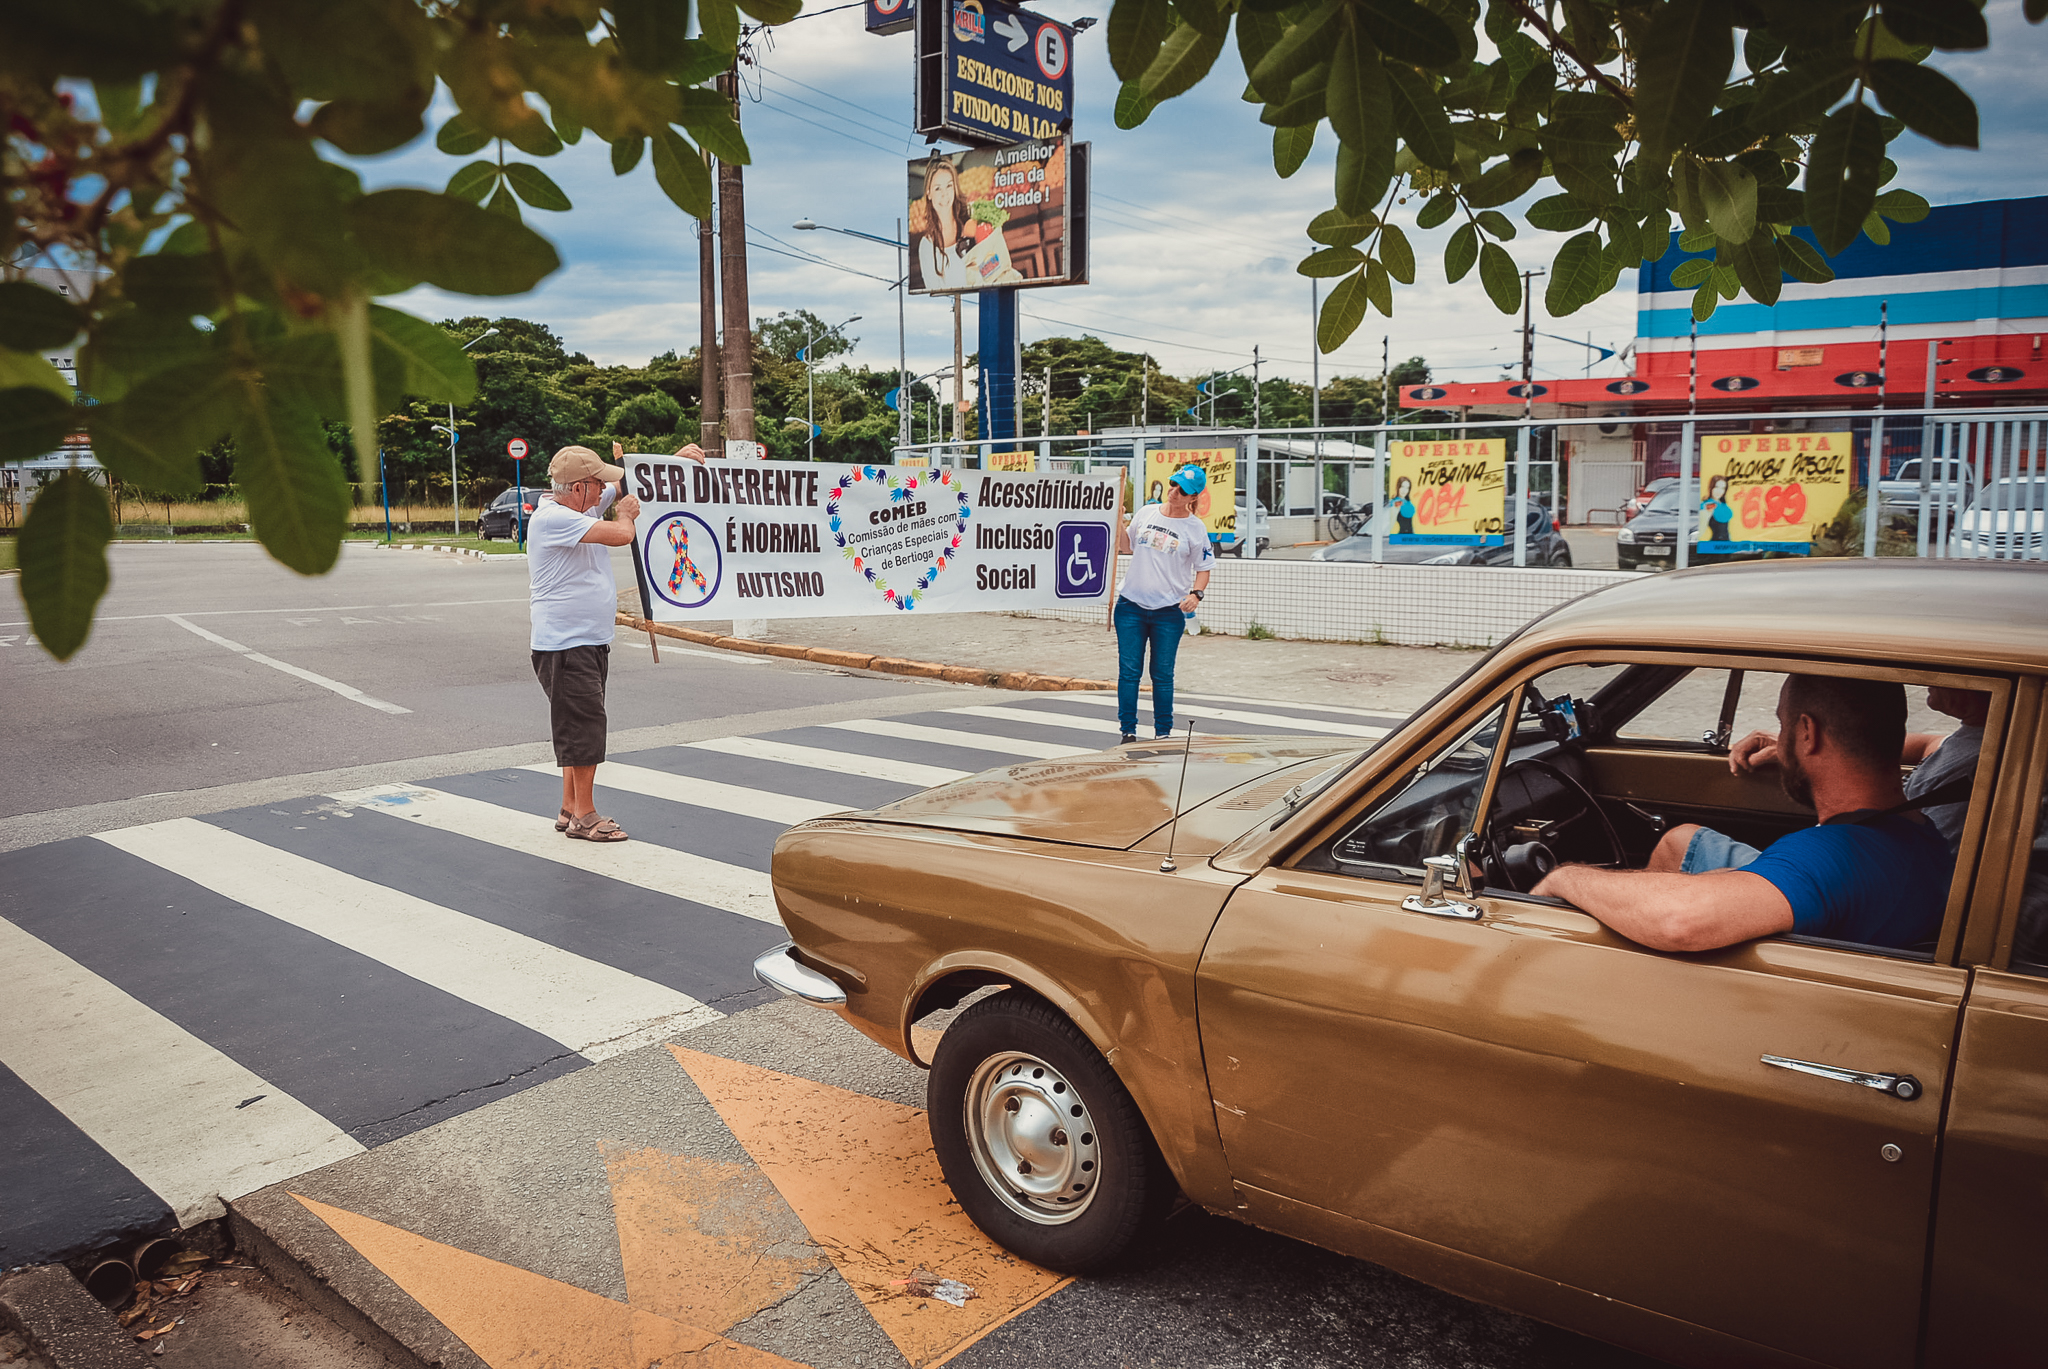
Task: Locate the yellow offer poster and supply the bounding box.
[1696,431,1854,552]
[1385,439,1508,545]
[1143,447,1238,542]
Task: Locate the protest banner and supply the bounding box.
[1142,446,1237,544]
[1695,431,1854,554]
[1385,438,1508,545]
[626,456,1118,619]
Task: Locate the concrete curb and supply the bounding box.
[372,543,522,563]
[615,613,1116,692]
[226,1189,482,1369]
[0,1266,150,1369]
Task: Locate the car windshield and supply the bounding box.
[1893,461,1968,482]
[1645,486,1683,513]
[1967,477,2047,513]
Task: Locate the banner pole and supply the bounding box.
[1106,469,1125,632]
[620,468,660,663]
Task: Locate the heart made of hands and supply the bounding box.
[825,467,972,610]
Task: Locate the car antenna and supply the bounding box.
[1160,721,1196,873]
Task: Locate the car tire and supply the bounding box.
[928,990,1174,1273]
[1549,548,1572,568]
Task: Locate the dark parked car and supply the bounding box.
[1311,497,1571,567]
[479,487,545,541]
[1621,476,1678,523]
[1617,484,1767,571]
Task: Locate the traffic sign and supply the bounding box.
[866,0,913,34]
[916,0,1073,146]
[507,438,529,458]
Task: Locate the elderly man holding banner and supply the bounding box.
[528,441,703,843]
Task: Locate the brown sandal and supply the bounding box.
[554,807,573,833]
[566,812,629,843]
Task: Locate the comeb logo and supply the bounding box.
[646,511,721,611]
[951,0,984,43]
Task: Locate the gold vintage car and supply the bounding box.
[758,560,2048,1369]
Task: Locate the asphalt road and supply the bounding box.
[2,543,1669,1369]
[0,543,923,830]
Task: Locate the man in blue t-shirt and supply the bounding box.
[1534,675,1953,952]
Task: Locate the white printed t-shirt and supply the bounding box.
[1120,504,1214,610]
[528,490,619,652]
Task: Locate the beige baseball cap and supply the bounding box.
[548,445,624,484]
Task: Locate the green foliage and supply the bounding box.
[607,391,686,438]
[0,0,760,657]
[18,469,112,661]
[1102,0,2013,353]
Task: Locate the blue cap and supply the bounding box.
[1169,464,1207,496]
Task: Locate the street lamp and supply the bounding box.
[444,327,497,535]
[794,218,910,451]
[805,314,861,461]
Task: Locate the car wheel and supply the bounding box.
[928,990,1174,1273]
[1549,548,1572,568]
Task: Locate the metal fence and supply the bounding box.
[889,403,2048,568]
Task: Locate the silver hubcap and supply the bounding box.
[963,1052,1101,1225]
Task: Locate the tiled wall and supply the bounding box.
[1030,557,1641,647]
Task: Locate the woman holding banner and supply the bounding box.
[1114,465,1214,745]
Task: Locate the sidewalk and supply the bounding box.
[614,595,1484,717]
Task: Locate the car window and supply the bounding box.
[1312,698,1511,881]
[1615,668,1791,747]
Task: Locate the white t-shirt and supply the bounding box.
[528,491,619,652]
[1120,504,1214,610]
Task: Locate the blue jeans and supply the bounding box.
[1115,597,1184,737]
[1682,827,1762,873]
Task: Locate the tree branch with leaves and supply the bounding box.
[1,0,795,658]
[1111,0,2028,346]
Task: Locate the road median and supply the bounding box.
[617,614,1113,692]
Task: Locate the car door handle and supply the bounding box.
[1761,1055,1922,1101]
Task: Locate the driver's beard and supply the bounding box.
[1778,749,1815,810]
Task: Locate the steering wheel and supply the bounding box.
[1484,758,1626,892]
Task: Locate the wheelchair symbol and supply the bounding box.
[1067,535,1094,583]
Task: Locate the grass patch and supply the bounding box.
[383,534,529,556]
[1246,619,1276,640]
[0,538,15,573]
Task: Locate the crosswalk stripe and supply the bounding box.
[521,762,846,826]
[329,784,783,927]
[941,703,1131,738]
[687,736,970,788]
[820,717,1092,760]
[1175,689,1409,722]
[0,914,365,1225]
[1039,694,1389,739]
[95,819,722,1062]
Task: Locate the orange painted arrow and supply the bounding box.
[666,1046,1070,1368]
[291,1193,802,1369]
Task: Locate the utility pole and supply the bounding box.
[697,153,720,451]
[952,296,964,444]
[1141,354,1149,428]
[1381,335,1390,424]
[1043,364,1051,436]
[716,69,755,447]
[1520,270,1541,393]
[897,216,909,451]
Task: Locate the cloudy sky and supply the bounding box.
[362,0,2048,398]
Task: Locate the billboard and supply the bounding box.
[916,0,1073,145]
[1144,447,1238,544]
[907,139,1087,293]
[1385,439,1508,545]
[627,456,1119,619]
[866,0,913,34]
[1695,432,1854,554]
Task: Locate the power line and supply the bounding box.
[747,100,905,158]
[755,64,908,128]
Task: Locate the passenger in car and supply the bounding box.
[1710,685,1990,851]
[1532,676,1954,952]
